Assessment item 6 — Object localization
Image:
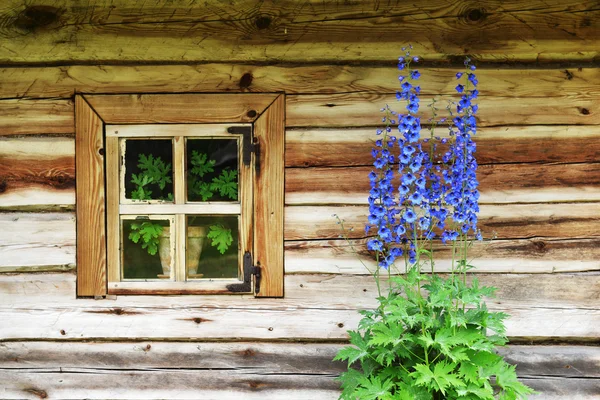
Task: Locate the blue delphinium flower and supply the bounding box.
[365,51,481,271]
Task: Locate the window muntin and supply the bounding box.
[105,124,252,294]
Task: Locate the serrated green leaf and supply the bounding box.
[207,224,233,254]
[211,169,238,200]
[190,151,215,178]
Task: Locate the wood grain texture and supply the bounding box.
[75,95,106,297]
[285,237,600,275]
[1,65,599,98]
[2,272,598,312]
[0,98,73,135]
[286,125,600,167]
[286,93,600,127]
[0,136,74,208]
[2,210,600,273]
[0,212,75,270]
[4,94,597,136]
[285,163,600,204]
[0,342,598,399]
[253,95,285,297]
[284,203,600,240]
[4,126,599,208]
[0,273,598,340]
[0,0,598,64]
[84,93,278,124]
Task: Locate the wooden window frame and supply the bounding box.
[75,93,285,298]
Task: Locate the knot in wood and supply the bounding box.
[15,6,62,32]
[463,8,486,23]
[255,15,272,30]
[239,73,253,89]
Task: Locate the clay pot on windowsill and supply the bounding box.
[158,226,208,277]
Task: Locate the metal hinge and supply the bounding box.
[227,126,260,173]
[226,251,261,294]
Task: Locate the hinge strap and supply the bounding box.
[226,251,260,294]
[227,126,258,168]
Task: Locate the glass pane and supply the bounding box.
[122,218,172,280]
[124,139,174,201]
[186,138,239,202]
[186,215,239,279]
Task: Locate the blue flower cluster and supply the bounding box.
[366,50,481,269]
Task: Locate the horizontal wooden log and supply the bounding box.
[285,163,600,205]
[0,291,598,341]
[3,370,598,400]
[4,127,600,207]
[2,341,598,379]
[286,126,600,167]
[0,342,597,399]
[0,0,598,64]
[0,136,74,208]
[0,212,75,270]
[0,99,73,135]
[286,93,600,127]
[1,208,599,272]
[1,65,599,99]
[285,204,600,240]
[2,93,599,135]
[0,369,340,400]
[286,237,600,275]
[2,272,598,312]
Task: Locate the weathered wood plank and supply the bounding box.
[1,65,599,98]
[286,94,600,127]
[0,0,598,64]
[286,238,600,275]
[0,342,597,399]
[285,163,600,205]
[286,126,600,167]
[0,305,597,341]
[3,128,599,208]
[0,99,73,135]
[285,203,600,240]
[285,204,600,240]
[1,368,597,400]
[254,95,285,297]
[0,369,341,400]
[1,209,599,272]
[0,136,74,208]
[2,342,598,380]
[2,93,599,136]
[75,96,106,297]
[84,93,276,124]
[2,273,598,312]
[0,213,75,270]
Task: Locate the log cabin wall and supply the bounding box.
[0,0,599,398]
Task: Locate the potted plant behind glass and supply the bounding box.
[128,151,236,277]
[334,48,535,399]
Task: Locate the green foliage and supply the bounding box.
[211,169,238,200]
[335,268,536,399]
[190,151,215,178]
[188,151,238,254]
[128,221,163,255]
[207,224,233,255]
[130,153,173,201]
[189,151,238,202]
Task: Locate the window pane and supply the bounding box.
[186,138,239,202]
[122,218,172,280]
[124,139,174,201]
[187,215,239,279]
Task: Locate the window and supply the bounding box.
[75,94,284,297]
